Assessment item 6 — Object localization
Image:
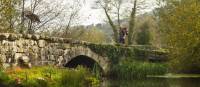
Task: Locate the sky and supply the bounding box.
[26,0,158,26]
[78,0,158,25]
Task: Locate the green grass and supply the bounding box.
[110,60,168,80]
[0,69,13,86]
[2,66,100,87]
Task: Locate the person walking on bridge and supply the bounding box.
[119,27,128,44]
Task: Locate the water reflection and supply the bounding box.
[102,78,200,87]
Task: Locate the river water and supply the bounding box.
[101,78,200,87]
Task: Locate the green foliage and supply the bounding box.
[136,22,151,45]
[0,69,13,86]
[85,77,100,87]
[128,0,137,45]
[21,78,49,87]
[77,28,109,44]
[86,43,167,64]
[157,0,200,73]
[51,27,110,44]
[0,0,21,32]
[5,66,100,87]
[110,60,168,80]
[59,66,89,87]
[87,44,135,64]
[92,63,101,80]
[135,13,162,47]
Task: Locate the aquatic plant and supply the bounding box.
[110,60,168,79]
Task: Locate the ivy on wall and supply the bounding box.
[85,43,168,64]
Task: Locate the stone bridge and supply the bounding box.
[0,33,167,74]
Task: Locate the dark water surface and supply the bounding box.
[102,78,200,87]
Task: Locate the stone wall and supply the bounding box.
[0,33,167,73]
[0,33,109,72]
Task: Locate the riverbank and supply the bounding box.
[0,66,100,87]
[104,77,200,87]
[148,73,200,78]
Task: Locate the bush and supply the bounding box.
[0,69,13,86]
[157,0,200,73]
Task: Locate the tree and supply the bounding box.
[19,0,82,34]
[22,0,64,34]
[78,28,108,43]
[95,0,146,44]
[95,0,119,43]
[0,0,21,32]
[136,21,151,45]
[64,0,82,35]
[128,0,137,45]
[156,0,200,73]
[45,26,109,44]
[20,0,25,33]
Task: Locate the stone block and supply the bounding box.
[58,56,64,65]
[0,33,9,40]
[14,53,22,62]
[17,47,24,53]
[63,38,71,43]
[40,48,46,60]
[29,40,35,46]
[40,35,46,39]
[64,49,70,55]
[8,34,19,41]
[63,44,70,49]
[0,54,7,63]
[53,49,64,56]
[32,34,40,40]
[2,40,9,46]
[38,40,46,48]
[50,55,55,61]
[23,34,32,39]
[32,46,39,53]
[16,40,23,47]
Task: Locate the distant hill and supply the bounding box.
[84,11,155,36]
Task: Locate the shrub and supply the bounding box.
[0,69,13,86]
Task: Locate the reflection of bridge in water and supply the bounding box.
[0,33,167,74]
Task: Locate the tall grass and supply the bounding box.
[3,66,100,87]
[110,60,168,80]
[59,66,98,87]
[0,69,13,86]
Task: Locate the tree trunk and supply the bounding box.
[20,0,25,33]
[117,7,121,28]
[104,8,119,43]
[28,0,38,34]
[128,0,137,45]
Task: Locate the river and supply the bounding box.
[101,78,200,87]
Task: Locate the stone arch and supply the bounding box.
[62,46,110,74]
[64,55,104,73]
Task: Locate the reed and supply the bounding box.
[110,60,168,80]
